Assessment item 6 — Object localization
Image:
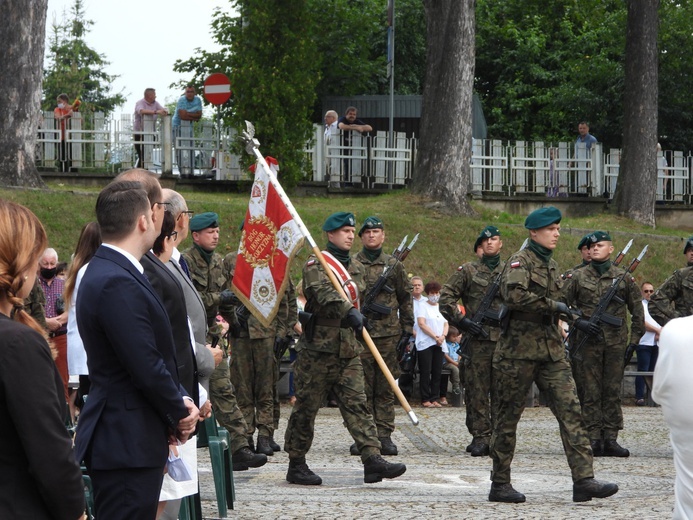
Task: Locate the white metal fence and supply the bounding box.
[36,112,693,202]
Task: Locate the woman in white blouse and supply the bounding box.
[415,281,448,408]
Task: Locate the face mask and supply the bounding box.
[58,103,65,108]
[428,294,440,304]
[40,267,57,280]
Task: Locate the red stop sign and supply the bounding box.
[204,73,232,105]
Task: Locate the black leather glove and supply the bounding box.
[553,301,571,318]
[345,307,365,338]
[573,318,601,337]
[219,289,237,306]
[458,317,483,337]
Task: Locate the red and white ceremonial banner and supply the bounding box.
[231,159,305,327]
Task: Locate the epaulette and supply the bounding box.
[510,261,521,269]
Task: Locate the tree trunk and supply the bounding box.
[613,0,658,227]
[411,0,476,216]
[0,1,48,188]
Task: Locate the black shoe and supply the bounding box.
[489,482,526,503]
[465,442,474,453]
[247,436,255,452]
[286,459,322,485]
[269,436,281,452]
[256,436,274,456]
[379,437,398,456]
[363,454,406,483]
[470,442,490,457]
[232,447,267,471]
[350,443,361,456]
[573,477,619,502]
[590,439,603,457]
[603,440,630,457]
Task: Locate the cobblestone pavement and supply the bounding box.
[197,403,675,520]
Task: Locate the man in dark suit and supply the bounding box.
[75,181,199,520]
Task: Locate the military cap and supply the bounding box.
[190,212,220,232]
[358,216,384,236]
[588,230,612,244]
[524,206,561,230]
[577,234,592,251]
[683,235,693,254]
[473,225,501,253]
[322,211,356,232]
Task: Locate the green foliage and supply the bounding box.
[42,0,125,116]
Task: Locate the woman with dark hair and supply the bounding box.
[65,221,102,421]
[0,199,85,519]
[415,280,449,408]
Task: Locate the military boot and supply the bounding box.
[470,440,490,457]
[603,440,630,457]
[363,454,407,483]
[379,437,398,456]
[350,443,361,456]
[256,436,274,456]
[247,436,255,453]
[269,435,281,452]
[231,447,267,471]
[286,458,322,485]
[590,439,603,457]
[465,442,474,453]
[573,477,619,502]
[488,482,526,503]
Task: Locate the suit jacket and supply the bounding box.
[167,252,215,393]
[142,251,199,405]
[74,245,189,470]
[0,315,84,520]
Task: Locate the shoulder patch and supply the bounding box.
[457,265,464,271]
[563,273,573,279]
[306,259,316,266]
[630,276,635,283]
[510,261,521,269]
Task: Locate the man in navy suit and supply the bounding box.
[75,180,199,520]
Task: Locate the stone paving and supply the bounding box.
[197,403,675,519]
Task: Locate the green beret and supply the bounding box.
[577,234,592,251]
[322,211,356,232]
[190,212,220,232]
[358,216,384,236]
[684,236,693,254]
[588,231,612,244]
[473,225,500,253]
[524,206,562,230]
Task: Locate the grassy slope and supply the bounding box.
[2,183,688,288]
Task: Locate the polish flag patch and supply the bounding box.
[510,261,521,268]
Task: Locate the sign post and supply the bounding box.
[203,73,232,178]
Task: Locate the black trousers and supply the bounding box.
[89,466,164,520]
[418,344,443,403]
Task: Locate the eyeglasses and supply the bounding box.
[178,210,195,220]
[167,231,178,240]
[643,289,654,294]
[152,202,171,210]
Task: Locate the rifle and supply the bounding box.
[569,244,648,361]
[457,238,528,361]
[361,233,419,317]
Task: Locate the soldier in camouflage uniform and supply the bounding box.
[350,216,413,457]
[182,212,266,471]
[439,225,504,458]
[649,235,693,326]
[490,206,618,504]
[23,278,46,328]
[561,233,593,404]
[272,279,298,443]
[563,231,644,457]
[284,212,406,485]
[221,253,290,457]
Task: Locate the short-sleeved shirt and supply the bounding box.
[172,95,203,129]
[415,301,447,352]
[133,98,166,132]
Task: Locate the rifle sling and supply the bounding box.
[509,310,559,326]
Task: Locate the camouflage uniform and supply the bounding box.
[182,245,250,453]
[221,253,287,441]
[491,247,594,484]
[23,278,47,329]
[355,249,413,439]
[561,261,590,403]
[563,263,644,442]
[273,280,298,431]
[284,254,382,463]
[648,266,693,326]
[439,259,504,446]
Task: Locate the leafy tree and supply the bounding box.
[0,0,47,187]
[412,0,476,215]
[42,0,124,115]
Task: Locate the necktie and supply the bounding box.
[179,256,191,280]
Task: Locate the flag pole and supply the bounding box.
[241,122,419,426]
